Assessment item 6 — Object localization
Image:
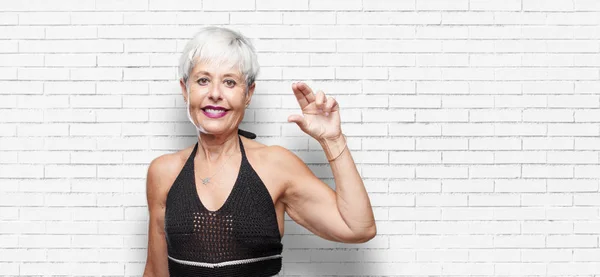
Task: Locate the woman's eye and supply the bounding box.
[225,80,236,87]
[197,78,209,85]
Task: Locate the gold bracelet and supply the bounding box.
[327,134,348,162]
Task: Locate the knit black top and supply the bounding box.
[164,130,283,276]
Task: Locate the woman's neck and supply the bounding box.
[196,130,240,162]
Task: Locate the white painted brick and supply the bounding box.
[282,67,334,80]
[0,54,42,67]
[363,109,413,122]
[257,0,307,11]
[390,180,441,193]
[470,165,521,178]
[309,0,360,10]
[0,164,43,178]
[231,12,282,25]
[148,0,201,11]
[548,123,599,136]
[358,11,440,24]
[443,39,495,52]
[418,53,468,66]
[494,235,546,248]
[495,263,547,275]
[575,0,600,10]
[45,54,96,67]
[369,193,414,207]
[0,12,18,24]
[417,249,468,262]
[469,221,520,234]
[494,207,546,220]
[362,165,412,178]
[417,26,469,39]
[522,221,573,235]
[363,1,415,11]
[17,123,69,136]
[547,235,598,248]
[311,53,360,66]
[335,66,387,80]
[390,207,441,221]
[70,12,122,24]
[123,12,176,24]
[0,69,19,82]
[98,54,150,67]
[71,150,122,164]
[441,235,494,248]
[548,262,600,275]
[45,26,97,39]
[21,39,123,53]
[390,67,442,80]
[282,12,333,25]
[416,0,469,10]
[416,193,467,207]
[417,138,468,150]
[573,249,600,261]
[524,0,574,11]
[442,207,493,220]
[469,249,520,262]
[443,179,494,192]
[522,249,573,262]
[338,39,442,53]
[18,95,69,108]
[390,151,441,164]
[203,0,255,11]
[443,151,494,164]
[547,207,599,220]
[0,26,44,39]
[416,109,468,122]
[45,108,95,122]
[18,68,69,80]
[574,193,600,206]
[468,194,520,207]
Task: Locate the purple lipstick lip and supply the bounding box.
[202,105,228,111]
[202,105,229,119]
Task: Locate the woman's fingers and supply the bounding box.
[315,90,326,111]
[325,96,338,113]
[294,82,316,107]
[291,82,309,109]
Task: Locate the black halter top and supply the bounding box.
[164,130,283,276]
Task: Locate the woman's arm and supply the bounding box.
[143,156,173,277]
[275,139,376,243]
[319,134,376,239]
[283,81,376,243]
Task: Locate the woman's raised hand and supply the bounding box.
[287,82,342,142]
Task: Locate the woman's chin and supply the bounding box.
[197,123,231,135]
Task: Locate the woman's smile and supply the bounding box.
[201,106,229,118]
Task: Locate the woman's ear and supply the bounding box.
[179,78,188,103]
[245,82,255,107]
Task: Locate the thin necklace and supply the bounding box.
[198,146,238,185]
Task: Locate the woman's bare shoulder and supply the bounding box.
[146,145,194,204]
[242,137,292,164]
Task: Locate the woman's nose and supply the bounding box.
[207,84,223,100]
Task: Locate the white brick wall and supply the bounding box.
[0,0,599,276]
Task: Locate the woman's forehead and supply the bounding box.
[191,62,242,79]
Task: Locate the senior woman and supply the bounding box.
[143,26,376,277]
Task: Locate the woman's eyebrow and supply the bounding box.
[194,70,240,78]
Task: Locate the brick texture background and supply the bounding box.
[0,0,599,276]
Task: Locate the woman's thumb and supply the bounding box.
[287,114,307,129]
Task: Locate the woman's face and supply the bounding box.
[180,61,254,135]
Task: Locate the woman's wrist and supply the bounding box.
[318,134,347,162]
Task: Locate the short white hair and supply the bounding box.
[178,26,260,93]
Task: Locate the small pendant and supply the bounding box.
[201,177,210,185]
